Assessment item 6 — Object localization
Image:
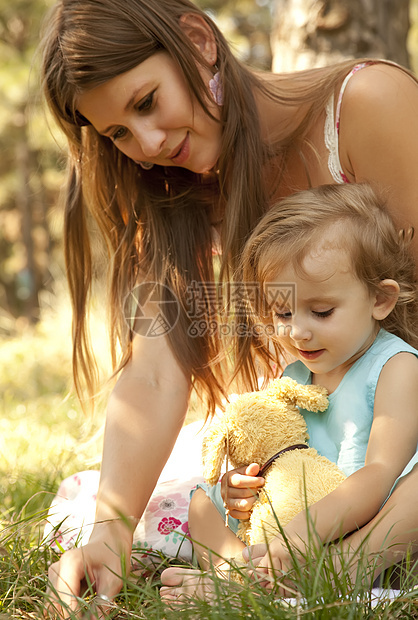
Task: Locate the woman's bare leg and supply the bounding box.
[160,488,246,601]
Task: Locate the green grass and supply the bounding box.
[0,312,104,518]
[1,293,418,618]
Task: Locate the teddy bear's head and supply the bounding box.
[202,377,328,486]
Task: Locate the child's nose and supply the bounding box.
[289,321,312,342]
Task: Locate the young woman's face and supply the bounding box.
[76,51,222,174]
[269,241,380,388]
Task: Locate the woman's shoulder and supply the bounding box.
[336,60,418,184]
[340,61,417,119]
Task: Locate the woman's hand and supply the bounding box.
[220,463,265,520]
[45,519,134,618]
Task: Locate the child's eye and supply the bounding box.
[274,311,292,321]
[312,308,334,318]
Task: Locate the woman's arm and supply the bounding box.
[47,330,191,614]
[339,62,418,263]
[96,332,191,523]
[253,352,418,580]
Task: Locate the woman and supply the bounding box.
[40,0,418,612]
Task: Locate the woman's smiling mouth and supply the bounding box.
[169,133,190,165]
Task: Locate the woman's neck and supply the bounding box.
[254,73,308,145]
[254,73,334,203]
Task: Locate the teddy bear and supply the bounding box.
[202,376,346,546]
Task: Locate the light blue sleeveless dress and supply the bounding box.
[199,329,418,533]
[283,329,418,484]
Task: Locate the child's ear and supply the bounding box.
[179,14,217,65]
[372,279,400,320]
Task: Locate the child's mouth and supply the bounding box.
[298,349,325,360]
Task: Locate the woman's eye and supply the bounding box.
[111,127,128,142]
[137,91,155,112]
[313,308,334,318]
[109,92,155,142]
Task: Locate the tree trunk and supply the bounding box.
[15,118,40,323]
[271,0,411,72]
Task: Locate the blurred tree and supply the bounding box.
[197,0,273,68]
[0,0,64,328]
[271,0,411,72]
[1,0,416,332]
[409,0,418,73]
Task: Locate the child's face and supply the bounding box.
[270,243,379,387]
[76,51,222,174]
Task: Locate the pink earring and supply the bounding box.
[138,161,154,170]
[209,71,223,106]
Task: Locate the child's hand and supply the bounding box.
[243,537,293,595]
[220,463,265,519]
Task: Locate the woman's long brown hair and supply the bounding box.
[40,0,416,416]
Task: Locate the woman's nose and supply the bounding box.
[132,122,166,159]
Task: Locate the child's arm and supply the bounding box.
[252,352,418,580]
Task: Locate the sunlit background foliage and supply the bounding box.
[1,0,418,515]
[0,1,418,616]
[0,0,417,494]
[1,0,417,331]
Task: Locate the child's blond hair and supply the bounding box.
[241,183,417,348]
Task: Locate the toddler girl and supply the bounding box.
[161,183,418,600]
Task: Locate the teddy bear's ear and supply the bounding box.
[268,377,329,412]
[202,423,228,486]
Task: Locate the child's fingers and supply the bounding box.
[226,504,253,519]
[223,468,265,490]
[221,481,262,516]
[256,556,279,586]
[244,563,277,591]
[225,489,259,518]
[244,463,261,477]
[220,468,260,501]
[220,464,265,516]
[229,474,264,491]
[242,543,268,565]
[227,486,259,499]
[244,544,294,595]
[45,553,86,617]
[244,547,284,591]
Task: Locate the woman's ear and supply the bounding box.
[372,279,400,320]
[179,13,217,65]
